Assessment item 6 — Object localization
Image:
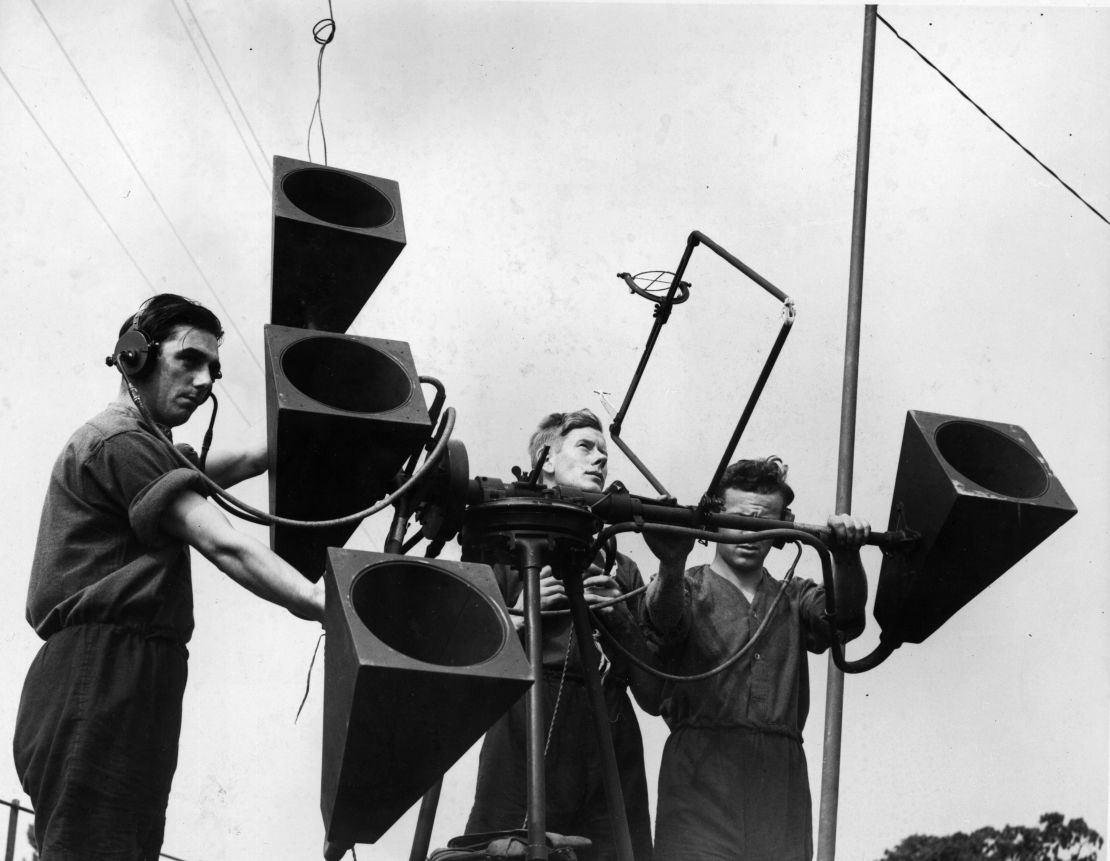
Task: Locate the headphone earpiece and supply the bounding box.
[106,327,158,376]
[772,507,796,549]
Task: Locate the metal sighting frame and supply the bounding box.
[612,230,796,501]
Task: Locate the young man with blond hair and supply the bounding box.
[466,409,659,861]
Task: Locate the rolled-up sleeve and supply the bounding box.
[130,468,209,547]
[95,431,210,548]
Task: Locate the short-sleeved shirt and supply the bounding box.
[26,402,208,643]
[643,565,834,861]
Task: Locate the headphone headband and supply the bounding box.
[105,296,222,380]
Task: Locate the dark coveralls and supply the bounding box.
[466,554,654,861]
[13,402,206,861]
[643,565,833,861]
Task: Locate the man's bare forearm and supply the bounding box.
[165,491,324,622]
[207,532,325,622]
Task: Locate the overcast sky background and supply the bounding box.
[1,1,1107,860]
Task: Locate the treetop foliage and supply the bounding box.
[878,812,1104,861]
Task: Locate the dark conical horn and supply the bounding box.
[264,324,431,577]
[270,155,406,334]
[875,410,1076,646]
[320,550,532,845]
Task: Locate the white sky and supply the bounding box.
[1,2,1108,860]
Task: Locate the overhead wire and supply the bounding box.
[170,0,272,191]
[180,0,271,174]
[1,62,277,538]
[877,10,1109,228]
[307,0,336,165]
[28,0,267,425]
[0,64,160,298]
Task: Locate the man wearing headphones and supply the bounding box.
[13,294,324,860]
[641,457,869,861]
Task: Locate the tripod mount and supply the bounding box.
[459,497,636,861]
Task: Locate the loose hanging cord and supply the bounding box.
[586,521,889,674]
[591,537,805,684]
[307,1,336,165]
[520,628,576,831]
[198,392,218,471]
[295,632,326,723]
[543,630,575,760]
[501,527,806,684]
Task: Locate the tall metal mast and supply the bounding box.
[817,6,878,859]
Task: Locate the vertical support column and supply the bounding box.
[390,499,443,861]
[817,6,877,860]
[407,782,443,861]
[518,539,550,861]
[561,565,635,861]
[4,800,19,861]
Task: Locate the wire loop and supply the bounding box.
[307,1,335,164]
[313,17,336,45]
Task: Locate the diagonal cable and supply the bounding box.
[877,11,1109,228]
[1,64,159,297]
[181,0,271,171]
[176,0,272,186]
[28,0,267,417]
[21,5,397,535]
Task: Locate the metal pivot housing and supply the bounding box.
[461,497,601,568]
[458,497,636,861]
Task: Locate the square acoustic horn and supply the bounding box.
[875,410,1076,646]
[271,155,405,333]
[321,549,533,846]
[265,324,431,578]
